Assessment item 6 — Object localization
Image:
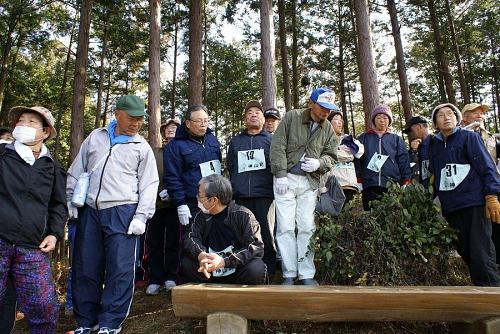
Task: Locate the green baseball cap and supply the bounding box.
[116,95,148,117]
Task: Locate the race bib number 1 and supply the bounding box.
[439,163,470,191]
[237,149,266,173]
[199,160,222,177]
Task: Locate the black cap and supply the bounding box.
[264,108,281,120]
[403,116,428,134]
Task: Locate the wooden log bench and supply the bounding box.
[172,284,500,334]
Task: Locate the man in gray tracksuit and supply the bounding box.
[66,95,159,334]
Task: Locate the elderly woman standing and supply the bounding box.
[0,106,67,333]
[329,110,364,203]
[355,105,411,210]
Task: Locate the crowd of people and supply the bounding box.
[0,88,500,334]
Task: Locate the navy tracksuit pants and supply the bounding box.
[72,204,138,329]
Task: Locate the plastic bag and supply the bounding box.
[315,173,346,216]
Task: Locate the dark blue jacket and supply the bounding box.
[227,129,273,198]
[355,130,411,188]
[427,127,500,215]
[163,124,222,207]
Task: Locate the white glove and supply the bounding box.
[177,205,192,226]
[127,218,146,235]
[275,177,289,195]
[67,202,78,219]
[159,189,170,201]
[301,158,321,173]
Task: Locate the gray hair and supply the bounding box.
[199,174,233,205]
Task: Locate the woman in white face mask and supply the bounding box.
[0,106,67,334]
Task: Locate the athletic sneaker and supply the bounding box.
[73,325,99,334]
[97,327,122,334]
[146,283,162,295]
[164,280,177,291]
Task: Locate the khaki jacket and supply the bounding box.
[270,108,338,188]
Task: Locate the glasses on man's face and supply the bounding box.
[189,119,209,125]
[197,194,210,202]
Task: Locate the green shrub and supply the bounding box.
[312,182,470,286]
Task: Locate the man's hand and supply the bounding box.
[127,218,146,235]
[159,189,170,201]
[177,205,192,225]
[205,253,225,272]
[301,158,320,173]
[485,195,500,223]
[275,177,289,195]
[197,252,211,279]
[39,235,57,253]
[67,202,78,219]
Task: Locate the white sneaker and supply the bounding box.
[164,280,176,291]
[145,284,162,295]
[98,327,121,334]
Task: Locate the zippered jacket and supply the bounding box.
[183,201,264,268]
[0,143,67,248]
[427,127,500,215]
[270,108,338,188]
[227,129,273,198]
[163,124,222,207]
[66,128,159,223]
[355,130,411,188]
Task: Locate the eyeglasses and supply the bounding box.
[197,194,211,202]
[189,119,209,125]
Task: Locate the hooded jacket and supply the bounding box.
[183,201,264,268]
[227,129,273,198]
[356,130,411,188]
[427,127,500,215]
[66,127,159,223]
[163,123,222,207]
[0,143,67,248]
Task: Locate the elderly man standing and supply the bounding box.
[428,103,500,286]
[271,87,338,286]
[264,107,281,134]
[67,95,159,334]
[461,103,498,164]
[164,104,222,227]
[227,100,275,278]
[181,174,266,284]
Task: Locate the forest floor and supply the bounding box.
[12,268,455,334]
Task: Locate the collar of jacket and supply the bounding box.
[366,128,392,135]
[238,128,268,136]
[204,200,238,222]
[435,127,460,142]
[99,126,143,143]
[301,108,328,128]
[5,142,55,162]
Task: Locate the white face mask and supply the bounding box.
[198,199,213,214]
[12,126,38,144]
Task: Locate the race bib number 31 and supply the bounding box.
[237,149,266,173]
[439,163,470,191]
[199,160,222,177]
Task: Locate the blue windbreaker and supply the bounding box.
[163,124,222,207]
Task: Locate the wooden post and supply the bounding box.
[451,317,500,334]
[207,312,247,334]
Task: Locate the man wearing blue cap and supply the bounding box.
[270,87,338,285]
[67,95,159,334]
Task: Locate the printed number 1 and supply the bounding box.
[445,164,457,177]
[246,150,254,160]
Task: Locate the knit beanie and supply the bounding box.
[431,103,461,127]
[370,104,393,126]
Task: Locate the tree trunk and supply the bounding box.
[427,0,456,105]
[346,81,356,137]
[95,12,109,129]
[466,55,476,102]
[353,0,380,130]
[0,29,24,121]
[492,37,500,133]
[291,0,299,108]
[444,0,469,104]
[188,0,203,106]
[102,68,112,127]
[148,0,162,148]
[69,0,93,164]
[0,20,17,124]
[171,13,179,119]
[337,0,349,134]
[203,1,208,102]
[277,0,291,111]
[54,22,76,161]
[260,0,277,111]
[387,0,412,122]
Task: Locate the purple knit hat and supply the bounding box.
[370,104,393,126]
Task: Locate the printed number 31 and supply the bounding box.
[445,164,457,177]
